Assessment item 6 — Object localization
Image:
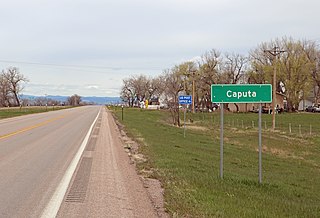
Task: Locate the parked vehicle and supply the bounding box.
[262,106,271,114]
[305,105,320,112]
[305,106,315,112]
[252,106,283,114]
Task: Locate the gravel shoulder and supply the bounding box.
[57,108,167,217]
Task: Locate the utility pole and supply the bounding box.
[192,77,195,113]
[264,47,286,131]
[314,58,319,104]
[187,65,197,113]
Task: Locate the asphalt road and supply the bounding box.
[0,106,101,217]
[0,106,159,218]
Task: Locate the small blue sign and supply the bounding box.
[179,95,192,105]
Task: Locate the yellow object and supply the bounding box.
[145,100,149,109]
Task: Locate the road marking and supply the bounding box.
[41,109,101,218]
[0,116,65,140]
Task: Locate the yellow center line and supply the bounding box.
[0,115,66,140]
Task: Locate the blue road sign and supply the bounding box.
[179,95,192,105]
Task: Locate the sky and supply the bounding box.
[1,0,319,97]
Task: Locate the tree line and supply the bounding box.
[0,66,83,107]
[120,37,320,125]
[21,94,82,107]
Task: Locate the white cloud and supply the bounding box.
[85,85,99,90]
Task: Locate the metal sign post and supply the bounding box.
[121,105,124,121]
[259,103,262,183]
[179,95,192,138]
[220,103,224,179]
[184,107,186,138]
[211,84,272,183]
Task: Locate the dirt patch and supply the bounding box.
[185,125,208,131]
[112,113,169,218]
[164,121,209,132]
[256,145,305,160]
[141,177,168,218]
[267,131,313,144]
[269,147,289,156]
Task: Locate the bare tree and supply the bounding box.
[3,67,28,106]
[0,74,11,106]
[67,94,81,106]
[162,67,184,126]
[47,99,60,106]
[197,49,222,111]
[130,75,148,105]
[198,49,221,86]
[34,97,47,106]
[20,98,30,107]
[222,53,248,84]
[120,75,148,107]
[121,74,165,107]
[145,77,163,101]
[249,42,276,84]
[221,53,248,111]
[120,78,135,107]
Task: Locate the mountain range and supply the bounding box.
[21,95,122,105]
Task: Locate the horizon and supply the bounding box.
[21,94,121,98]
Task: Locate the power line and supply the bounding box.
[0,59,162,71]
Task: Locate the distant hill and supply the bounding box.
[21,95,122,105]
[82,96,122,105]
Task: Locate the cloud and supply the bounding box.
[1,0,320,97]
[85,85,99,90]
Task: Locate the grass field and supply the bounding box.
[111,107,320,217]
[0,106,71,119]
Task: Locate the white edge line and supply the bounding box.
[41,109,101,218]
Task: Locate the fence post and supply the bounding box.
[252,121,254,128]
[299,125,302,136]
[289,123,292,134]
[121,105,124,121]
[310,124,312,136]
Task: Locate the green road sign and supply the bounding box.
[211,84,272,103]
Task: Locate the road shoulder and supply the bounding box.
[57,108,165,217]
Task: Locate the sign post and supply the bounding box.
[211,84,272,183]
[179,95,192,138]
[220,103,224,179]
[184,107,186,138]
[259,103,262,183]
[121,105,124,121]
